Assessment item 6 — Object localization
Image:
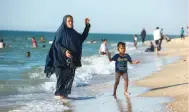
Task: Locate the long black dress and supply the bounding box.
[140,29,146,43]
[44,15,90,97]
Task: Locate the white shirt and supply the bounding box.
[99,43,108,53]
[134,37,137,41]
[0,42,4,48]
[153,29,161,40]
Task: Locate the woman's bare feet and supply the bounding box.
[54,95,69,104]
[60,95,67,99]
[54,95,67,99]
[54,95,61,99]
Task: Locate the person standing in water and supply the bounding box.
[180,27,185,39]
[99,39,108,55]
[40,36,46,43]
[153,27,161,55]
[140,28,146,44]
[0,39,6,48]
[32,37,38,48]
[159,28,164,49]
[108,42,139,98]
[44,15,91,99]
[133,34,138,49]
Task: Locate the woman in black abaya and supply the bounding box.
[44,15,91,99]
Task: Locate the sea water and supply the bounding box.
[0,30,179,112]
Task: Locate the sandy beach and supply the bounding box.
[66,37,189,112]
[136,37,189,112]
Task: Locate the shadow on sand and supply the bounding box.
[149,82,188,91]
[67,96,96,101]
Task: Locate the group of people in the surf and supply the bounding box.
[144,27,171,54]
[98,27,172,55]
[145,34,171,52]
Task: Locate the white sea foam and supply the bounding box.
[9,100,70,112]
[17,82,56,94]
[28,66,46,79]
[8,94,69,112]
[16,54,134,93]
[16,42,136,93]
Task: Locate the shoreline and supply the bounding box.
[135,37,189,112]
[71,40,183,112]
[4,37,188,112]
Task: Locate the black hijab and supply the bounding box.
[44,15,86,77]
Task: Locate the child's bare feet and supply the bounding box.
[124,92,130,96]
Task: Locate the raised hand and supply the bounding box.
[85,18,90,25]
[135,61,140,64]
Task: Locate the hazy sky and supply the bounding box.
[0,0,188,34]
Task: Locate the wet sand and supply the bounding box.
[72,80,172,112]
[136,37,189,112]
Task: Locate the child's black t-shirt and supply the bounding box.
[111,54,132,73]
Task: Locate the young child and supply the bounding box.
[99,39,108,55]
[133,34,137,49]
[108,42,139,98]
